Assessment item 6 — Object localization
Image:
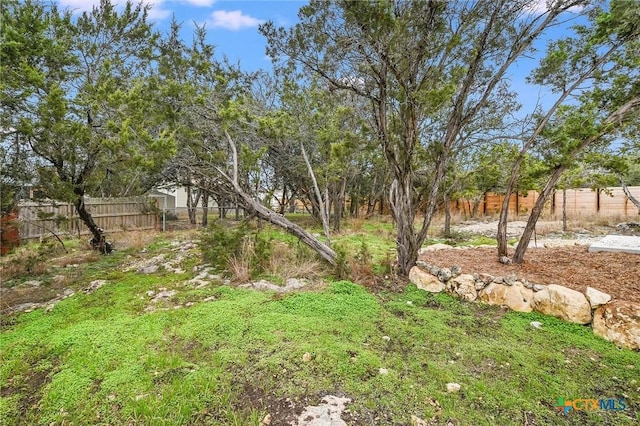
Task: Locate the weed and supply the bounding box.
[333,244,350,280]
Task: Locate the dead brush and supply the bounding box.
[229,238,254,283]
[54,251,99,268]
[265,242,323,282]
[111,229,159,251]
[349,217,365,232]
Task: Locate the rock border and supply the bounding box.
[410,261,639,350]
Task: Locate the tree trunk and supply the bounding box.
[471,196,481,218]
[187,186,201,225]
[73,191,112,254]
[389,174,420,276]
[187,185,195,224]
[333,177,347,232]
[513,167,566,263]
[288,195,297,213]
[301,140,330,244]
[278,186,288,215]
[201,191,209,227]
[620,178,640,213]
[512,96,640,264]
[366,174,378,217]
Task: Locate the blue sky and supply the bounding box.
[54,0,587,114]
[55,0,306,72]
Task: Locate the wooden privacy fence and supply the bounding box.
[18,197,158,241]
[451,186,640,218]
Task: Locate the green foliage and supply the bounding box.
[200,220,250,271]
[354,237,372,265]
[200,220,272,276]
[2,272,639,425]
[332,244,350,280]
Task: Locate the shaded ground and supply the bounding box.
[421,245,640,303]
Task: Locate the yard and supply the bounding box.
[1,216,638,425]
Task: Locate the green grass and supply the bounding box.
[2,272,638,425]
[1,223,638,425]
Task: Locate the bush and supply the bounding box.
[200,220,249,270]
[200,220,272,278]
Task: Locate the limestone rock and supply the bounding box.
[474,279,487,291]
[83,280,107,294]
[450,265,462,278]
[437,268,452,282]
[478,273,494,284]
[421,243,454,252]
[259,413,272,426]
[446,383,461,393]
[592,301,640,350]
[411,415,430,426]
[478,282,533,313]
[585,287,612,309]
[503,274,517,286]
[532,284,592,325]
[447,274,478,302]
[139,264,159,274]
[294,395,351,426]
[409,267,445,293]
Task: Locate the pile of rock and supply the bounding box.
[409,262,639,350]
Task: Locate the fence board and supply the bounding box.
[18,197,158,240]
[449,186,640,218]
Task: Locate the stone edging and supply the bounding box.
[409,261,640,350]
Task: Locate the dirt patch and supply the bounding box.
[1,359,58,417]
[421,246,640,303]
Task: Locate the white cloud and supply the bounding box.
[57,0,172,21]
[181,0,216,6]
[145,1,172,21]
[208,10,264,30]
[525,0,584,14]
[57,0,102,13]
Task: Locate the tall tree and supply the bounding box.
[1,0,175,252]
[262,0,586,275]
[499,0,640,263]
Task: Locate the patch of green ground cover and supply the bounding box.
[423,233,499,248]
[333,232,395,264]
[2,271,638,425]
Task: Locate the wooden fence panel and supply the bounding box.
[18,197,158,240]
[449,186,640,219]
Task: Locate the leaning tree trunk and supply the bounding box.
[73,191,112,254]
[620,178,640,213]
[512,166,566,263]
[513,96,640,264]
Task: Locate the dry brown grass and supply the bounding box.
[532,220,563,235]
[229,256,252,283]
[265,242,324,282]
[349,218,365,232]
[111,229,160,250]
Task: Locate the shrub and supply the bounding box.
[200,220,249,270]
[200,220,272,279]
